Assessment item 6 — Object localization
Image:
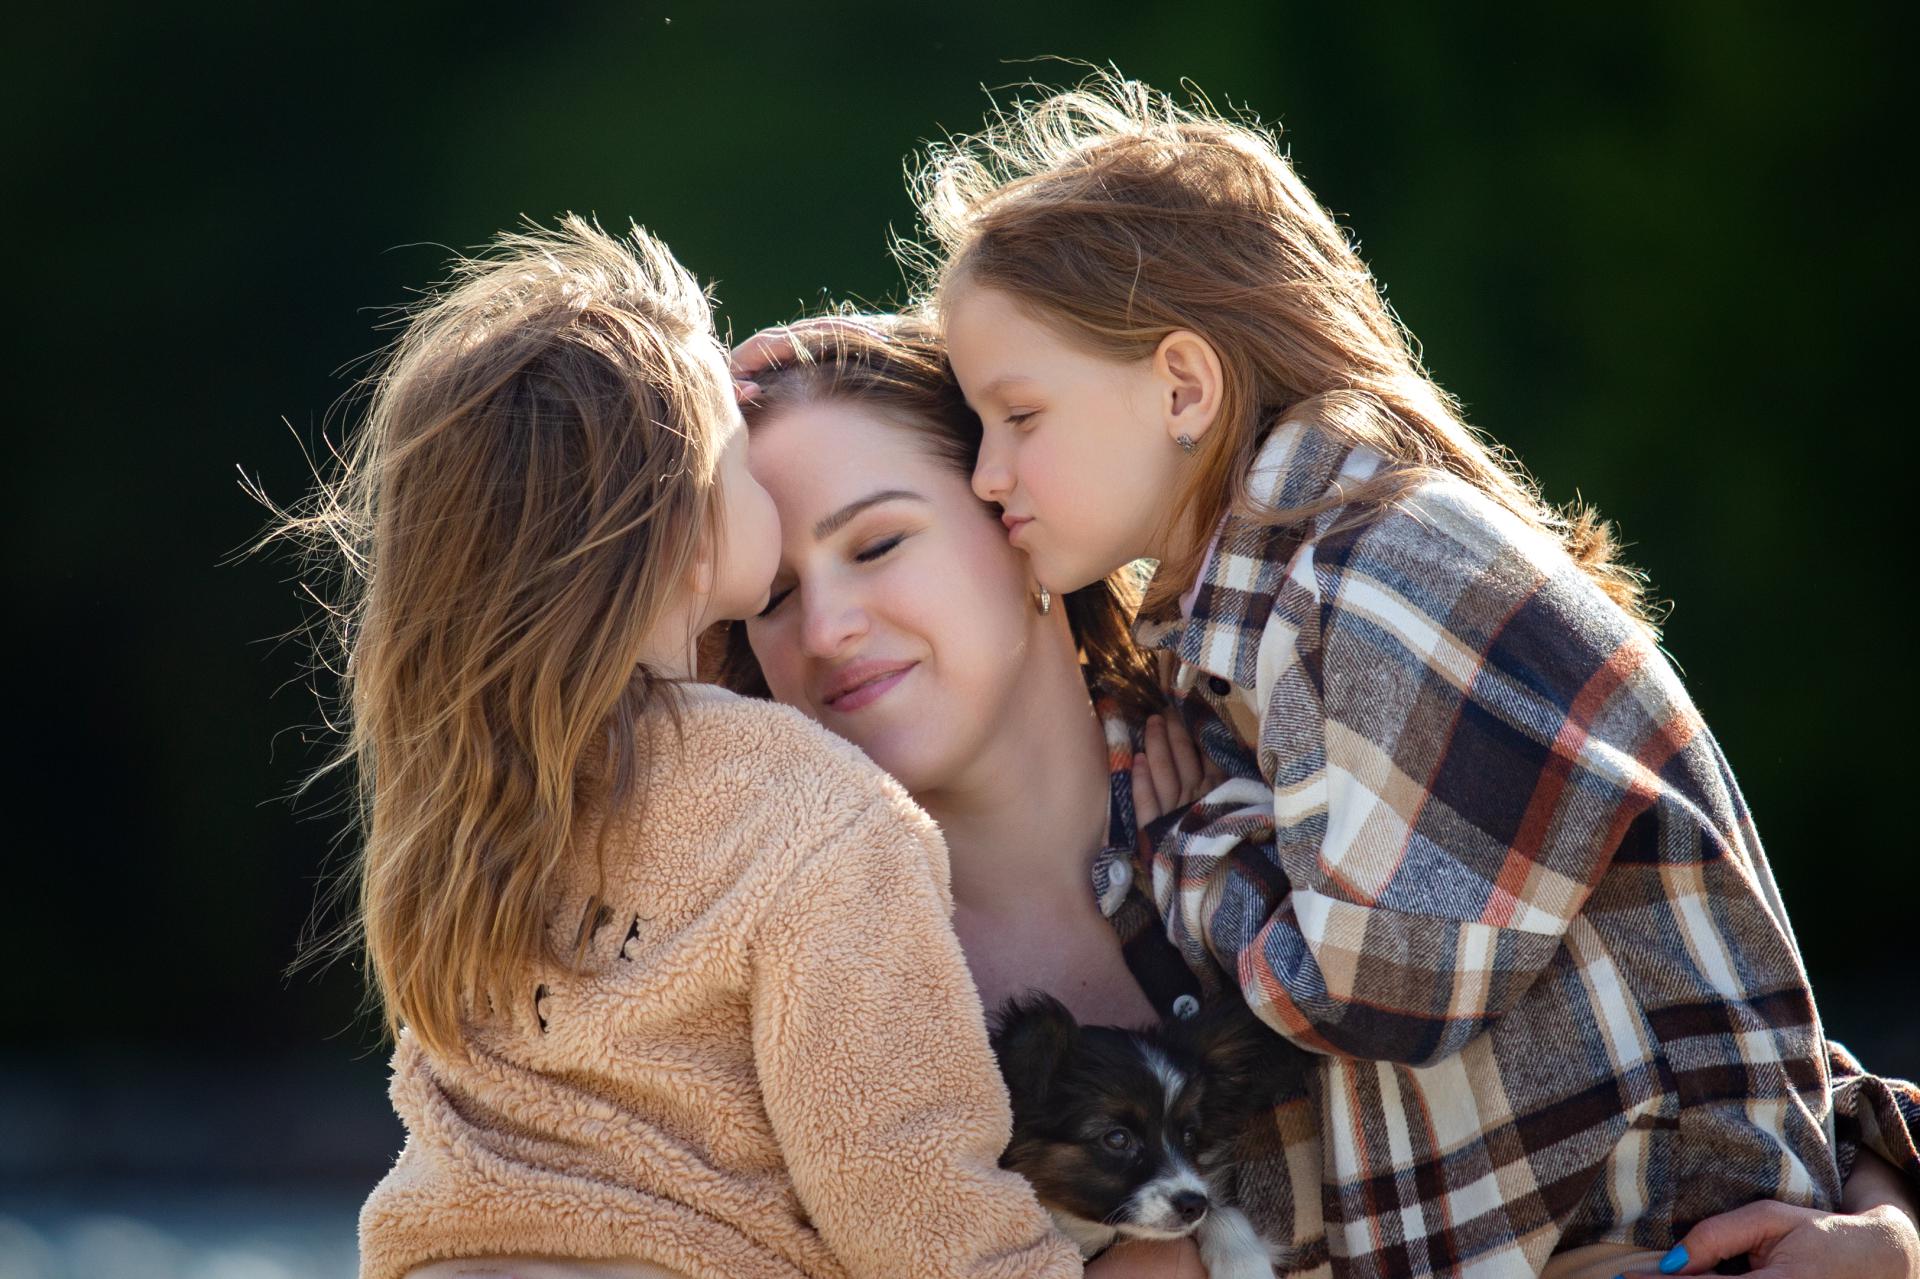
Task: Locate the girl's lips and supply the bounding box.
[825,664,916,713]
[1002,516,1033,546]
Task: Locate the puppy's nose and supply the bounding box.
[1170,1190,1209,1226]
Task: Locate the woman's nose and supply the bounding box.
[800,589,867,659]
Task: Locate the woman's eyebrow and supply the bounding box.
[814,490,927,541]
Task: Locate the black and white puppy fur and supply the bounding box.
[989,992,1304,1279]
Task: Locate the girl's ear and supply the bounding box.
[1152,330,1225,446]
[687,519,719,601]
[689,549,715,598]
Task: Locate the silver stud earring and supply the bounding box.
[1036,587,1052,615]
[1175,434,1197,455]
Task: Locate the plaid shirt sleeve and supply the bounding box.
[1140,426,1842,1270]
[1830,1041,1920,1193]
[1149,482,1715,1064]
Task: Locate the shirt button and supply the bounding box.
[1109,860,1131,890]
[1208,675,1232,696]
[1171,994,1201,1020]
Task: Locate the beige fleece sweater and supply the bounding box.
[359,686,1079,1279]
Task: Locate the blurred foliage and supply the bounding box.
[3,2,1910,1076]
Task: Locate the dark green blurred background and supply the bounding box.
[3,0,1911,1249]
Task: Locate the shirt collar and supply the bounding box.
[1133,420,1359,684]
[1089,698,1142,919]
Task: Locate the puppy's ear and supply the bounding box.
[989,991,1081,1117]
[1174,995,1310,1115]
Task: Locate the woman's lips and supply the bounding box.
[1002,515,1033,546]
[824,663,916,712]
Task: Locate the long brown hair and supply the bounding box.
[708,315,1163,720]
[907,73,1654,630]
[264,216,730,1056]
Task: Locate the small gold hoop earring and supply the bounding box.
[1037,587,1052,615]
[1175,434,1197,455]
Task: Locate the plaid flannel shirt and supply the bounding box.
[1091,700,1920,1277]
[1090,702,1331,1275]
[1127,419,1858,1276]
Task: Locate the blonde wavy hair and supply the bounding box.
[907,73,1653,630]
[264,215,730,1056]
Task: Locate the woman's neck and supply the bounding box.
[914,624,1113,917]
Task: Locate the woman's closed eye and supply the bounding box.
[854,533,905,563]
[1003,410,1037,429]
[755,533,907,618]
[755,583,793,618]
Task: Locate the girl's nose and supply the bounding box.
[972,443,1013,505]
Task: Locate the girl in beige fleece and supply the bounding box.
[275,216,1079,1279]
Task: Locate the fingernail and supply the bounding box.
[1658,1244,1688,1274]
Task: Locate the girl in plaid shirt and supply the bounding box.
[901,74,1920,1277]
[723,315,1917,1278]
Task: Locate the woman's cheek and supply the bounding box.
[745,623,799,701]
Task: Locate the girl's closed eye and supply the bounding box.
[1004,410,1037,429]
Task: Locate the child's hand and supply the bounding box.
[1132,712,1225,828]
[1084,1236,1206,1277]
[1621,1200,1920,1279]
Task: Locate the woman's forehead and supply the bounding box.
[751,399,950,486]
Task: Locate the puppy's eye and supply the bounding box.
[1182,1125,1200,1149]
[1100,1128,1135,1153]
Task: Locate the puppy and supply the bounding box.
[989,992,1304,1279]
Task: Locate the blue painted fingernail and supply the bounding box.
[1658,1243,1689,1274]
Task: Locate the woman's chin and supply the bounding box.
[819,674,1007,800]
[848,722,971,800]
[849,736,949,797]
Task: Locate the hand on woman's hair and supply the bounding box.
[729,314,897,379]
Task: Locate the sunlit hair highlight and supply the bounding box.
[263,215,730,1057]
[906,72,1653,630]
[707,314,1163,721]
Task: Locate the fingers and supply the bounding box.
[730,326,799,379]
[1142,716,1181,815]
[1083,1236,1204,1277]
[1163,710,1206,801]
[731,377,761,405]
[1135,713,1219,833]
[1131,753,1161,829]
[729,315,893,378]
[1621,1200,1821,1277]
